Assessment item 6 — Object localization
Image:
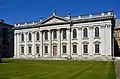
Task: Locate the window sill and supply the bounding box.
[52,39,58,41]
[44,53,49,55]
[62,39,67,41]
[44,40,49,42]
[72,53,78,55]
[72,38,78,40]
[82,38,89,40]
[20,53,24,55]
[94,53,101,55]
[83,53,89,55]
[27,41,32,42]
[94,37,101,39]
[62,53,67,55]
[20,41,25,43]
[36,40,40,42]
[28,53,32,55]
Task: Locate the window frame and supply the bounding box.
[83,45,88,53]
[21,33,24,42]
[36,32,40,41]
[73,45,77,53]
[28,33,32,41]
[73,29,77,38]
[63,45,67,53]
[83,28,88,38]
[95,44,99,53]
[21,46,24,54]
[63,30,66,39]
[36,46,39,54]
[95,27,99,37]
[45,46,48,53]
[45,31,48,40]
[53,30,57,39]
[28,46,32,54]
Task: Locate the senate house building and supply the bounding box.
[13,10,115,60]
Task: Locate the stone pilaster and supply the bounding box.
[14,33,17,58]
[48,30,52,57]
[32,31,35,58]
[57,29,61,57]
[17,33,20,58]
[25,32,28,57]
[67,28,71,57]
[89,26,93,56]
[40,30,43,57]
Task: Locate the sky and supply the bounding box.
[0,0,119,25]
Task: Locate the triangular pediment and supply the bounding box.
[41,16,68,24]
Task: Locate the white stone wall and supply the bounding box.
[14,19,113,60]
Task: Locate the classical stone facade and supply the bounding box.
[13,11,115,60]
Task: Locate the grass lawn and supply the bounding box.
[0,59,116,79]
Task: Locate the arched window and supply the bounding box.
[45,31,48,40]
[53,30,57,39]
[83,28,88,38]
[21,33,24,41]
[29,33,32,41]
[95,27,99,37]
[36,32,39,41]
[63,30,66,39]
[73,29,77,38]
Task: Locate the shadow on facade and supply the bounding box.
[114,38,120,57]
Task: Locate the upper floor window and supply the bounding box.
[95,27,99,37]
[53,30,57,39]
[36,32,39,41]
[63,30,66,39]
[28,33,32,41]
[95,44,99,53]
[21,33,24,41]
[73,29,77,38]
[45,31,48,40]
[83,28,88,38]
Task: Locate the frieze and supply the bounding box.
[78,27,82,30]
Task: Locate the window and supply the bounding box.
[63,45,67,53]
[83,45,88,53]
[73,29,77,38]
[45,46,48,53]
[36,46,39,54]
[95,44,99,53]
[29,33,32,41]
[21,33,24,41]
[63,30,66,39]
[83,28,88,38]
[53,30,57,39]
[28,46,32,54]
[73,45,77,53]
[36,32,39,41]
[21,47,24,54]
[95,27,99,37]
[45,31,48,40]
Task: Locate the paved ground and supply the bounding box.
[115,60,120,79]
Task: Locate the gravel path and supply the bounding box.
[115,60,120,79]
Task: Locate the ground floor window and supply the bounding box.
[21,47,24,54]
[83,45,88,53]
[36,46,39,54]
[73,45,77,53]
[45,46,48,53]
[95,44,99,53]
[28,46,32,54]
[63,45,67,53]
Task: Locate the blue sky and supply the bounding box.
[0,0,119,25]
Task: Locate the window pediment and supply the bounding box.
[27,44,32,46]
[93,41,101,44]
[52,43,58,46]
[72,42,78,45]
[82,41,89,44]
[44,43,49,46]
[62,42,67,45]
